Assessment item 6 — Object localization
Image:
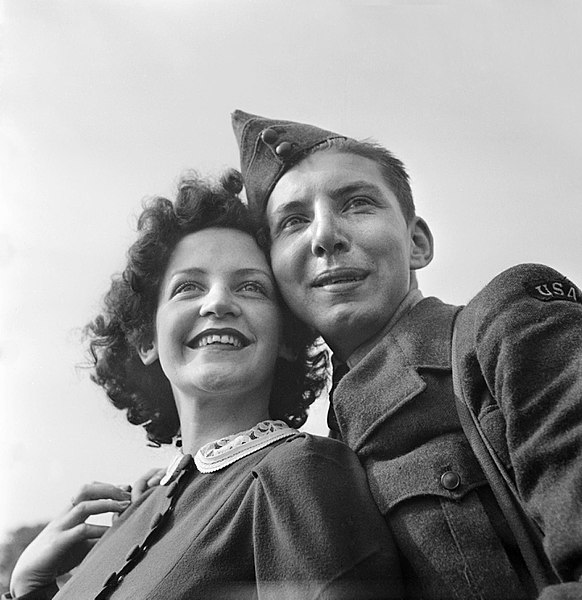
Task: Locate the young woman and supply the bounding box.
[9,172,403,599]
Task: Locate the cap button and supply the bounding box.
[440,470,461,490]
[275,141,293,157]
[260,128,278,144]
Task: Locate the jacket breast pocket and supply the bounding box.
[362,434,527,600]
[364,433,487,515]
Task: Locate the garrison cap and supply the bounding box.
[231,109,348,214]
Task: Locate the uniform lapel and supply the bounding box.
[332,298,459,453]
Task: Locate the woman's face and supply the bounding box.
[145,227,284,403]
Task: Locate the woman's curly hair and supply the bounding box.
[85,170,328,446]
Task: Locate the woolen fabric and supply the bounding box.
[331,263,582,600]
[52,433,404,600]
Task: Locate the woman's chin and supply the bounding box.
[187,366,246,396]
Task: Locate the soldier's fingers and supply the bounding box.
[131,468,165,503]
[62,499,131,527]
[65,522,110,542]
[147,470,165,488]
[71,482,131,506]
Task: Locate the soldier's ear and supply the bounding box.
[409,217,434,270]
[138,340,159,365]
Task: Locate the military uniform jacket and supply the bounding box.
[331,264,582,600]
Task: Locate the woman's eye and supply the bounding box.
[173,281,203,296]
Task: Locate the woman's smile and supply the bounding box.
[187,328,250,350]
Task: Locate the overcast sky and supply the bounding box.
[1,0,581,539]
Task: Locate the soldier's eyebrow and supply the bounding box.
[328,181,385,199]
[268,180,388,225]
[269,200,308,220]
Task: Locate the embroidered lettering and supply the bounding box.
[525,279,582,304]
[535,284,552,297]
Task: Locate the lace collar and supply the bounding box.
[161,420,295,482]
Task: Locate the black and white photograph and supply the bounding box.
[2,1,581,598]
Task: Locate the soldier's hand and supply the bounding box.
[10,482,131,597]
[130,467,166,503]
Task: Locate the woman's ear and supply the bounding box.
[138,341,159,366]
[409,216,434,270]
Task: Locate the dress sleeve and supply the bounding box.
[250,435,403,600]
[457,264,582,594]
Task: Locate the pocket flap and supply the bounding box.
[365,433,488,514]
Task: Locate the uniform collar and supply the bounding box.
[345,288,424,369]
[331,297,459,452]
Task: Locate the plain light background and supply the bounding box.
[1,0,581,539]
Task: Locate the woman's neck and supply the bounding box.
[174,391,271,456]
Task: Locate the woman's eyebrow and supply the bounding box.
[168,267,272,279]
[167,267,206,279]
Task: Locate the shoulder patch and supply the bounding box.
[524,278,581,304]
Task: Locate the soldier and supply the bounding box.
[232,109,582,600]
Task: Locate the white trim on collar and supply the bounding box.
[195,420,295,473]
[161,420,296,482]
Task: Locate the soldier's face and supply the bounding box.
[266,150,431,359]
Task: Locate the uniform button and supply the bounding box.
[260,128,278,144]
[440,470,461,490]
[275,141,292,157]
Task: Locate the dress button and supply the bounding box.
[275,141,292,157]
[165,481,179,498]
[440,470,461,490]
[260,128,278,144]
[175,454,193,473]
[125,544,142,562]
[103,572,118,588]
[150,512,164,529]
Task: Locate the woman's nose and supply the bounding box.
[199,286,241,318]
[310,209,350,258]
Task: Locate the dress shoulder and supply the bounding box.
[252,432,367,487]
[262,431,359,463]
